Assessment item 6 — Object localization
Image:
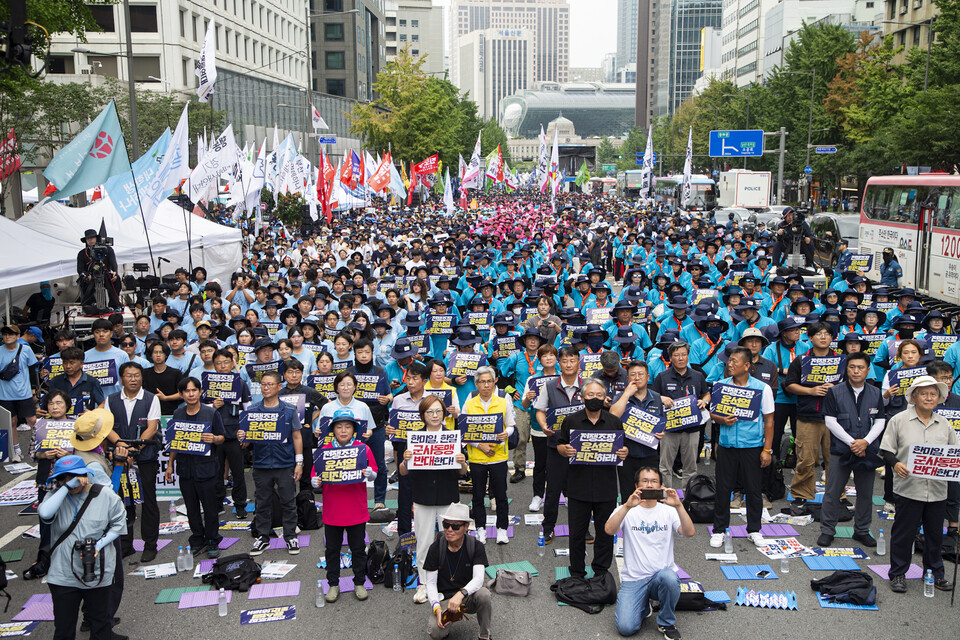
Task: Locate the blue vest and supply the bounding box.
[107,390,159,461]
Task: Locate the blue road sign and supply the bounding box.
[814,146,837,154]
[317,136,337,144]
[709,130,765,157]
[636,151,657,166]
[652,152,657,163]
[804,166,812,175]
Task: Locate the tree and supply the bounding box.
[274,192,304,225]
[0,1,116,54]
[596,137,615,167]
[480,118,510,165]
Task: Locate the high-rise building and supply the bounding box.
[385,0,445,76]
[570,67,605,82]
[883,0,932,63]
[457,28,534,120]
[720,0,779,86]
[449,0,570,87]
[311,0,385,103]
[653,0,722,117]
[762,0,855,78]
[602,52,618,82]
[634,0,657,129]
[618,0,639,73]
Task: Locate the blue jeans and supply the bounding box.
[365,427,387,503]
[614,567,680,636]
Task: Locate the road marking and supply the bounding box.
[0,526,31,550]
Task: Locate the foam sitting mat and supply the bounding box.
[735,587,797,610]
[367,499,399,509]
[720,564,778,580]
[759,524,799,536]
[555,566,595,580]
[178,590,232,609]
[155,586,211,604]
[707,525,748,537]
[133,539,173,552]
[219,537,239,550]
[705,590,731,604]
[816,592,878,611]
[872,496,886,506]
[11,602,55,621]
[802,556,861,571]
[319,576,374,594]
[485,560,538,580]
[833,526,855,538]
[867,563,923,580]
[0,549,24,562]
[247,581,302,599]
[470,526,515,538]
[267,534,310,550]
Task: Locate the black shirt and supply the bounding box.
[558,409,623,503]
[651,366,708,401]
[209,379,252,438]
[170,404,225,481]
[611,389,663,459]
[143,366,184,415]
[422,535,488,599]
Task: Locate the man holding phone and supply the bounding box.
[604,467,695,640]
[525,295,562,344]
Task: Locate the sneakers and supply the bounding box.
[658,624,682,640]
[730,493,743,509]
[373,502,387,511]
[475,528,486,545]
[789,499,809,516]
[543,530,555,545]
[325,585,340,602]
[746,532,765,547]
[585,530,595,544]
[191,544,208,557]
[935,578,954,592]
[207,546,220,558]
[890,575,907,593]
[496,528,509,545]
[286,537,300,555]
[354,585,368,600]
[510,470,526,484]
[140,549,157,563]
[709,533,725,548]
[816,534,834,547]
[413,584,429,604]
[852,532,877,548]
[528,495,543,512]
[250,536,270,556]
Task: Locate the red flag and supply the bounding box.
[90,186,103,201]
[414,154,439,175]
[339,152,353,186]
[357,152,365,187]
[368,153,392,193]
[0,128,22,181]
[496,145,504,183]
[407,164,417,206]
[42,182,57,197]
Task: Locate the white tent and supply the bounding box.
[18,197,242,286]
[0,216,79,290]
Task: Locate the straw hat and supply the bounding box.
[70,408,114,451]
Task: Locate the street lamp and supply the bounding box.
[882,18,934,90]
[782,69,815,205]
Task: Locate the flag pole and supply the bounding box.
[118,119,157,279]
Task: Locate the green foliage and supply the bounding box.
[0,0,116,52]
[480,118,510,165]
[274,192,304,225]
[259,187,274,213]
[596,137,616,166]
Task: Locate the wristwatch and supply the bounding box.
[459,588,468,597]
[762,448,773,455]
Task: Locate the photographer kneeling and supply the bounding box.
[39,455,126,640]
[772,208,814,268]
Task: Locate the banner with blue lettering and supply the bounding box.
[491,335,520,359]
[885,366,928,396]
[35,419,75,453]
[315,444,368,484]
[201,371,242,402]
[447,352,486,378]
[545,403,584,432]
[388,408,425,441]
[306,374,337,399]
[424,314,455,335]
[800,356,845,385]
[927,334,959,360]
[83,360,119,387]
[457,413,503,443]
[164,419,212,456]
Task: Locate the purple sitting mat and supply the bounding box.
[248,581,302,599]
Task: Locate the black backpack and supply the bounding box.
[550,572,618,614]
[682,474,716,523]
[810,570,876,605]
[762,460,786,501]
[366,540,392,585]
[296,489,320,530]
[392,545,416,591]
[673,580,726,611]
[202,553,262,592]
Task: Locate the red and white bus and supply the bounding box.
[858,174,960,304]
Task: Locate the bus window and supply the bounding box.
[931,187,960,230]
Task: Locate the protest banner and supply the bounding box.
[936,407,960,434]
[465,311,492,332]
[389,408,425,441]
[927,334,959,360]
[407,334,430,356]
[446,352,486,378]
[34,419,75,453]
[306,374,337,399]
[710,382,763,421]
[240,605,297,625]
[408,430,462,470]
[424,387,454,407]
[906,443,960,481]
[859,333,886,357]
[569,430,624,465]
[727,270,749,286]
[260,321,281,338]
[353,373,385,401]
[633,305,652,325]
[545,403,584,433]
[302,343,327,357]
[83,360,119,387]
[693,289,718,305]
[800,355,845,385]
[586,307,612,326]
[42,355,64,380]
[330,359,353,374]
[559,324,586,347]
[580,353,604,377]
[201,371,242,402]
[519,307,538,324]
[843,253,873,272]
[239,410,286,442]
[164,419,212,456]
[621,405,664,449]
[315,444,368,484]
[527,375,559,402]
[885,366,928,397]
[118,465,143,506]
[245,360,281,383]
[424,314,455,335]
[235,344,255,368]
[278,393,306,423]
[490,335,520,359]
[457,413,504,443]
[664,395,703,432]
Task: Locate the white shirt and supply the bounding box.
[119,387,161,424]
[620,502,682,582]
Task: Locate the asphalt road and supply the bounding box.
[0,454,956,640]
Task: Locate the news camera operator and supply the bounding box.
[38,455,126,640]
[77,229,122,309]
[772,208,814,267]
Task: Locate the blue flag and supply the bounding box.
[43,100,130,200]
[103,129,170,220]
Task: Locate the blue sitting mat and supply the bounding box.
[802,556,860,571]
[721,564,778,580]
[705,590,731,603]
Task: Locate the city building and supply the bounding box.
[310,0,385,103]
[882,0,933,63]
[720,0,779,86]
[506,115,624,168]
[501,82,636,139]
[618,0,639,70]
[570,67,605,82]
[616,63,637,84]
[634,0,656,129]
[693,26,722,94]
[457,28,535,120]
[653,0,723,117]
[449,0,570,87]
[602,52,618,82]
[384,0,445,76]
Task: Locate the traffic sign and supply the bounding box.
[814,146,837,154]
[317,136,337,144]
[804,166,812,175]
[635,152,657,166]
[602,164,616,171]
[709,130,765,157]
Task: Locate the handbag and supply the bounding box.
[491,569,532,597]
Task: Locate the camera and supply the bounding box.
[74,537,97,583]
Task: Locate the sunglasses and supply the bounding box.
[121,342,135,347]
[441,521,464,531]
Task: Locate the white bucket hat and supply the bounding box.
[906,375,948,405]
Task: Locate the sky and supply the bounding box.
[569,0,618,68]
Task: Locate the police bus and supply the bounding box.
[652,175,718,213]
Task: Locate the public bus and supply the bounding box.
[617,170,644,199]
[857,174,960,307]
[653,174,718,212]
[589,176,617,196]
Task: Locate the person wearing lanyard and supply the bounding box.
[534,347,584,544]
[610,361,665,504]
[762,317,808,468]
[521,344,559,512]
[497,328,547,484]
[47,347,105,417]
[207,349,252,519]
[656,297,692,340]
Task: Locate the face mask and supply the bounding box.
[584,397,604,412]
[826,321,840,335]
[899,327,915,339]
[586,335,605,351]
[705,326,723,341]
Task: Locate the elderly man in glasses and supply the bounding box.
[422,502,493,640]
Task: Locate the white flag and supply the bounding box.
[547,126,559,195]
[311,105,329,130]
[536,125,549,190]
[462,131,483,189]
[442,168,454,216]
[188,124,239,201]
[640,125,654,200]
[682,126,693,205]
[138,103,190,229]
[244,138,267,216]
[195,22,217,103]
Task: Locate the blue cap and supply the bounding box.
[48,455,92,481]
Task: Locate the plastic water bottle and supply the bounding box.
[724,528,733,554]
[780,556,790,574]
[381,523,395,538]
[876,529,886,556]
[704,443,711,466]
[615,533,623,557]
[176,546,185,571]
[924,570,935,598]
[392,565,401,592]
[169,500,177,522]
[183,546,194,572]
[537,528,545,557]
[316,579,325,608]
[218,588,228,616]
